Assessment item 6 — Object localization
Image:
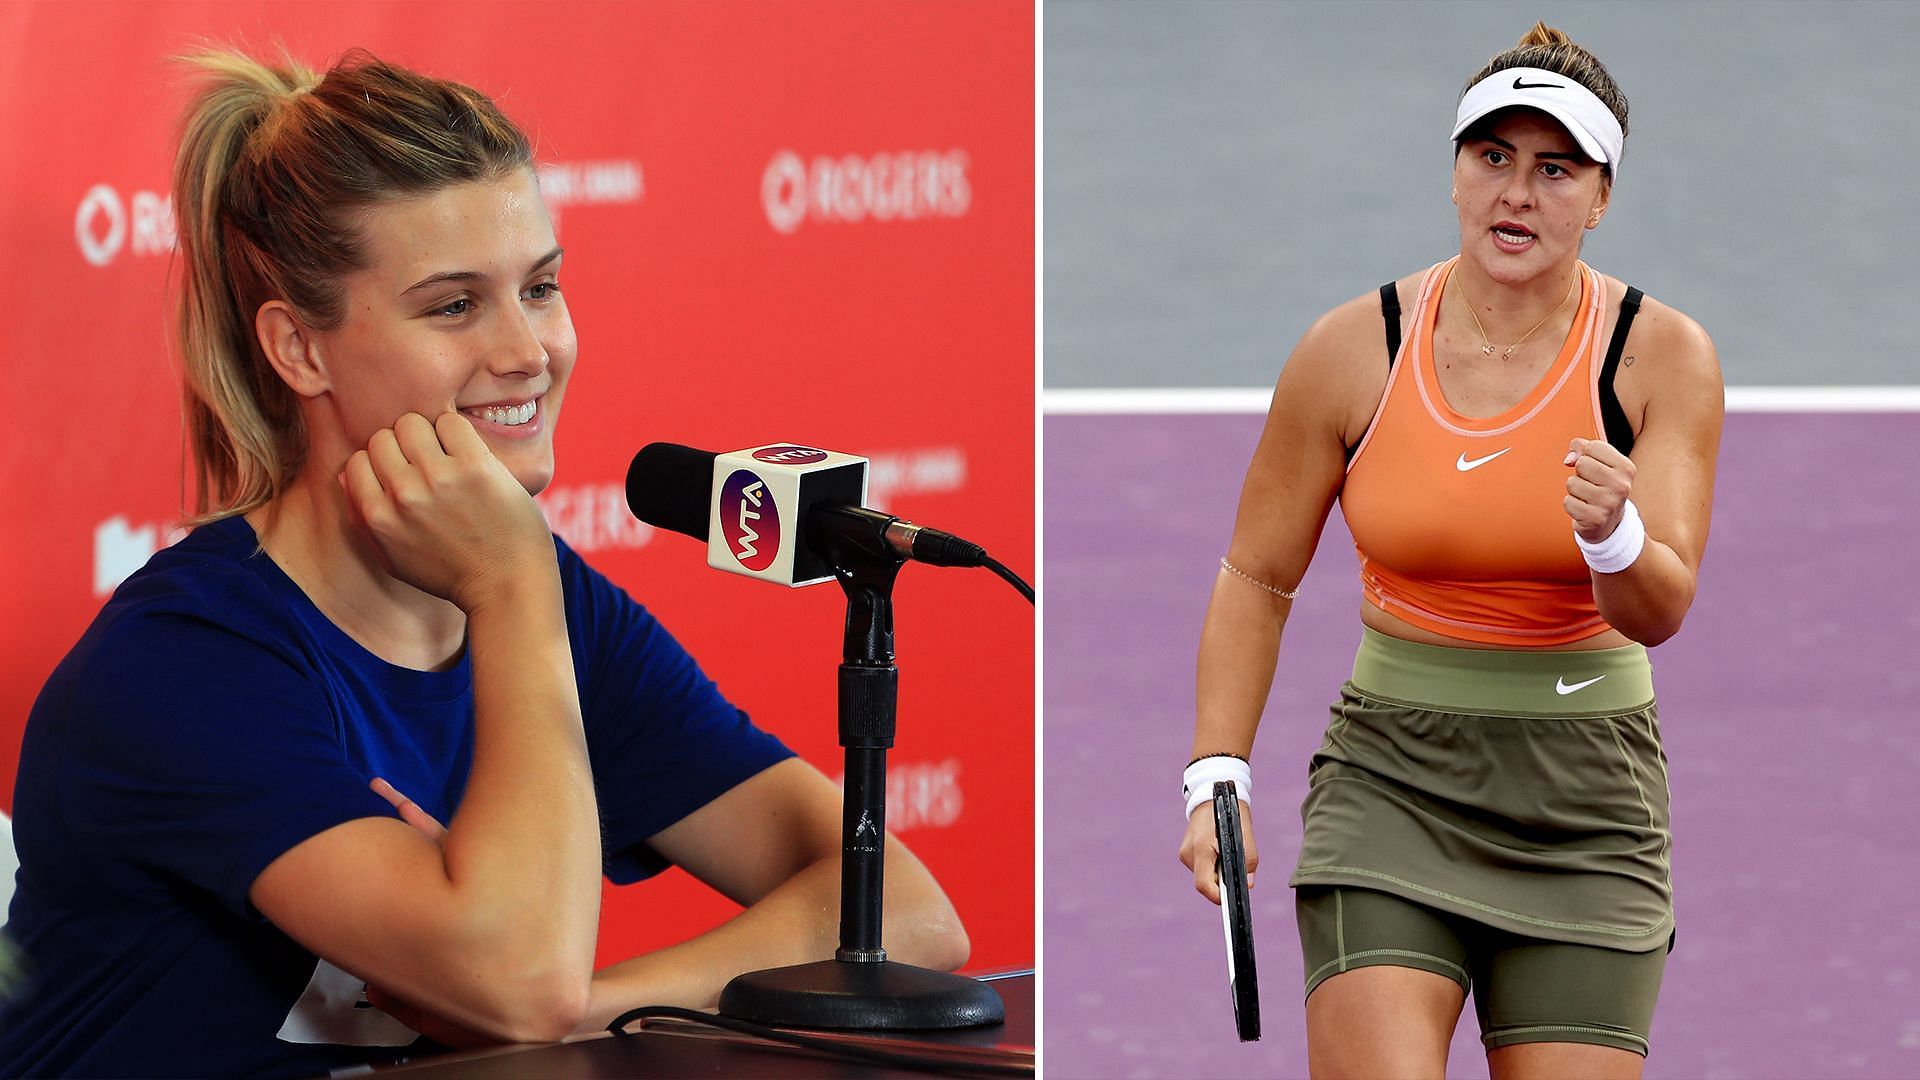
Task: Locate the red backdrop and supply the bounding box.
[0,0,1033,970]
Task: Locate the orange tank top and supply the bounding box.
[1341,257,1612,647]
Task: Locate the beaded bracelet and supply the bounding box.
[1219,557,1299,599]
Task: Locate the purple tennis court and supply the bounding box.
[1043,409,1920,1078]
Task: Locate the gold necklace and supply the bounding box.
[1457,270,1577,359]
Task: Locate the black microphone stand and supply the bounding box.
[715,519,1006,1031]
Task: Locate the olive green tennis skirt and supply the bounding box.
[1288,628,1673,952]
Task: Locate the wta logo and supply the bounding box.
[718,469,781,572]
[752,445,828,465]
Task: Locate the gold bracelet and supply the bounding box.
[1219,557,1298,600]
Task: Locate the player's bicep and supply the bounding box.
[1628,312,1724,574]
[645,758,840,906]
[250,817,473,1005]
[1226,307,1372,582]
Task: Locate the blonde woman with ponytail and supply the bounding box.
[1178,24,1722,1077]
[2,48,966,1078]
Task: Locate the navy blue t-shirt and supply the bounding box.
[1,515,793,1078]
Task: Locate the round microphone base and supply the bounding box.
[718,959,1006,1031]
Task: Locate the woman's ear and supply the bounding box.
[1586,175,1612,230]
[255,300,331,398]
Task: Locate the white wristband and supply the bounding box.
[1575,497,1646,574]
[1183,756,1251,821]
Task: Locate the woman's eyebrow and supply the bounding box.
[1473,133,1582,163]
[398,245,565,298]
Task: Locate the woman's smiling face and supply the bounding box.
[301,167,576,495]
[1453,108,1610,285]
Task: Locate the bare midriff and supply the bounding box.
[1360,601,1634,652]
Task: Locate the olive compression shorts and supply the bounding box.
[1296,884,1668,1056]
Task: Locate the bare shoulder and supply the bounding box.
[1286,289,1388,375]
[1630,295,1723,420]
[1272,273,1420,444]
[1632,294,1720,380]
[1296,271,1423,351]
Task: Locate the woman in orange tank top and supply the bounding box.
[1177,23,1723,1079]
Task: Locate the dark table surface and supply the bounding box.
[369,970,1033,1078]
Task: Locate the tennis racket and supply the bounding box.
[1212,780,1260,1042]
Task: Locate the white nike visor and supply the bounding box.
[1451,66,1623,177]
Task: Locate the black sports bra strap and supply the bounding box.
[1600,287,1643,383]
[1598,286,1643,454]
[1380,282,1401,369]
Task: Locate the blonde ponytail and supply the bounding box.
[1515,21,1574,49]
[173,50,314,523]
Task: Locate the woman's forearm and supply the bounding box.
[576,836,967,1032]
[1193,569,1292,759]
[440,567,601,1030]
[1589,538,1696,647]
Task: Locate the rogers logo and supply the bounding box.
[762,149,971,234]
[75,186,124,267]
[751,445,828,465]
[75,185,176,267]
[536,483,653,553]
[718,469,780,572]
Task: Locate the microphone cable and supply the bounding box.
[607,1005,1032,1076]
[982,554,1033,604]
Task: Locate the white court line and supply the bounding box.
[1043,386,1920,415]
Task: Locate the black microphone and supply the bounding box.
[626,442,987,587]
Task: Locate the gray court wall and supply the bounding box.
[1045,0,1920,387]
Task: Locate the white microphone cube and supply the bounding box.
[707,444,869,586]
